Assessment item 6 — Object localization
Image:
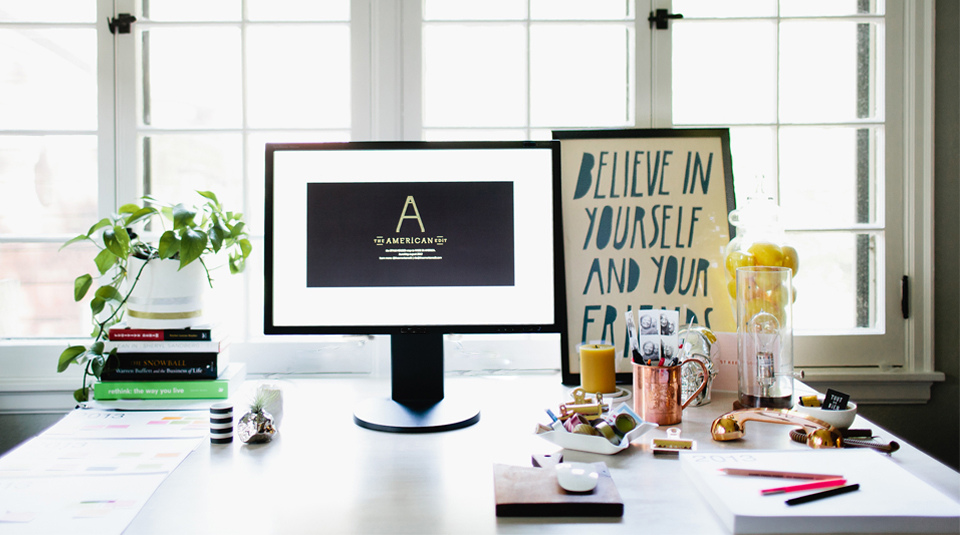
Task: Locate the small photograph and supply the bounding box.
[640,339,661,365]
[639,311,659,335]
[659,311,677,336]
[661,341,678,365]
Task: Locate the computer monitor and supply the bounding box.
[264,141,568,433]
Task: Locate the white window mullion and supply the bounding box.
[649,0,672,128]
[97,0,118,218]
[112,0,138,207]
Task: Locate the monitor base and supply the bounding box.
[353,397,480,433]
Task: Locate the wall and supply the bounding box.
[856,0,960,471]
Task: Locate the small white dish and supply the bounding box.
[792,394,858,430]
[555,462,599,492]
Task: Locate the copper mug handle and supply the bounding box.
[679,358,709,410]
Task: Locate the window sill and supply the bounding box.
[799,368,945,404]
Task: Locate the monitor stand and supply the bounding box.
[353,331,481,433]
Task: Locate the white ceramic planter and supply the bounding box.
[125,257,208,329]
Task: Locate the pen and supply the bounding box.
[760,478,847,495]
[718,468,844,480]
[785,483,860,506]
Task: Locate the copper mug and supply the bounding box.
[633,360,708,425]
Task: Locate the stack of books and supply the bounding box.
[93,323,244,401]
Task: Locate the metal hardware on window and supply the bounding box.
[108,13,137,35]
[648,9,682,30]
[901,276,909,319]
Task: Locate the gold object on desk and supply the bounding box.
[710,408,842,448]
[632,359,708,425]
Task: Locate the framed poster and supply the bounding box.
[553,128,736,386]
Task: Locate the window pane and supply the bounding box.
[728,127,778,200]
[246,0,349,21]
[0,1,95,23]
[0,136,98,235]
[672,0,777,18]
[0,242,94,337]
[780,21,883,123]
[142,134,243,213]
[788,231,878,332]
[424,1,526,21]
[530,23,632,128]
[0,29,97,130]
[779,126,881,228]
[144,28,242,128]
[672,20,777,125]
[423,24,526,127]
[780,0,885,17]
[423,129,528,142]
[530,0,632,20]
[246,131,349,230]
[246,25,351,129]
[144,1,240,22]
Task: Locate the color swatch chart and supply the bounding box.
[42,409,209,439]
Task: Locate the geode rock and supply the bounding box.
[237,409,277,444]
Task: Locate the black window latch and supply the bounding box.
[108,13,137,35]
[648,9,683,30]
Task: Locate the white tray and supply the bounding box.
[537,418,656,455]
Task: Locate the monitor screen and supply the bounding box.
[264,141,567,432]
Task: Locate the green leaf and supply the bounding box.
[58,346,87,373]
[142,194,171,208]
[73,386,89,403]
[197,190,219,205]
[90,357,105,379]
[172,203,197,230]
[103,226,130,258]
[208,225,224,253]
[59,234,92,251]
[228,252,245,275]
[89,341,104,355]
[95,285,122,303]
[90,296,105,316]
[179,228,207,270]
[86,218,112,237]
[239,238,253,259]
[229,221,246,238]
[118,203,141,214]
[93,248,118,276]
[158,230,180,259]
[74,274,93,301]
[124,206,159,227]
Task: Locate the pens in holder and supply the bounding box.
[785,483,860,506]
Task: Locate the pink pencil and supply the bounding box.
[761,478,848,496]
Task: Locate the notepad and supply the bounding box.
[680,449,960,534]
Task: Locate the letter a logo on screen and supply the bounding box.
[396,196,425,233]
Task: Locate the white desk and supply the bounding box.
[119,374,958,534]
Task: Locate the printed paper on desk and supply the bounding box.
[42,409,209,439]
[0,437,202,478]
[680,449,960,534]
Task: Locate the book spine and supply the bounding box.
[108,329,212,341]
[100,352,220,381]
[102,341,223,352]
[93,380,229,400]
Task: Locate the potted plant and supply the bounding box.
[56,190,251,402]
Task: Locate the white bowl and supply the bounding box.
[792,394,857,429]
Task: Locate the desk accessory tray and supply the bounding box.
[537,418,656,455]
[493,462,623,517]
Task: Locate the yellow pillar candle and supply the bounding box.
[579,344,617,394]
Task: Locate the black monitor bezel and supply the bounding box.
[263,140,568,344]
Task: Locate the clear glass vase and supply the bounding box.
[736,266,794,409]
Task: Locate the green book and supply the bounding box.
[93,363,245,400]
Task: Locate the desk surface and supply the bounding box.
[123,374,959,534]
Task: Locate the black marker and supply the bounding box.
[785,483,860,506]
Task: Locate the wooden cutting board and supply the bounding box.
[493,461,624,517]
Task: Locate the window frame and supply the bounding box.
[0,0,940,408]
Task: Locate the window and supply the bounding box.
[0,1,937,398]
